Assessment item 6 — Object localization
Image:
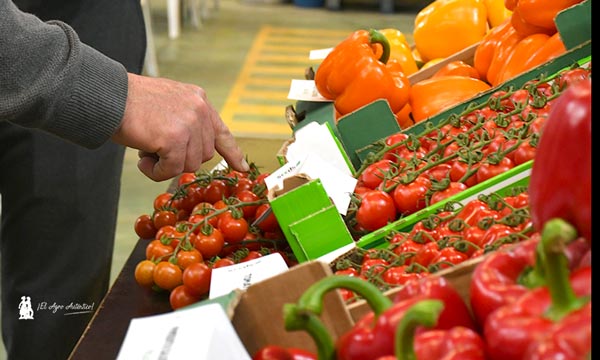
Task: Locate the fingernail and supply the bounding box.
[241,158,250,172]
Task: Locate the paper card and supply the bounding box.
[265,152,357,216]
[287,79,330,102]
[309,47,333,60]
[287,122,353,177]
[209,253,289,299]
[116,303,251,360]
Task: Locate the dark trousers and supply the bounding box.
[0,129,125,359]
[1,1,145,359]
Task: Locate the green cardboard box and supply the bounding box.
[267,176,354,263]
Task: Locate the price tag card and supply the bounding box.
[309,47,333,60]
[287,79,330,102]
[116,303,251,360]
[209,253,289,299]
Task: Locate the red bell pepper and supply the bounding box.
[253,345,317,360]
[376,299,486,360]
[469,232,590,327]
[529,77,591,243]
[284,274,476,360]
[483,218,591,360]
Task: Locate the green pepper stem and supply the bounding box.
[539,218,589,322]
[283,303,336,360]
[396,300,444,360]
[369,29,390,64]
[296,276,393,316]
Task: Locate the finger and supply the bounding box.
[214,126,248,172]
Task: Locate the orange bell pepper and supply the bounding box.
[409,75,491,122]
[432,60,481,80]
[413,0,489,63]
[484,0,512,28]
[521,32,567,70]
[494,32,566,85]
[484,23,524,85]
[314,29,411,116]
[510,6,555,36]
[473,19,512,80]
[395,103,415,129]
[378,28,419,76]
[493,33,550,85]
[509,0,585,36]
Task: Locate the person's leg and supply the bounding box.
[0,123,125,360]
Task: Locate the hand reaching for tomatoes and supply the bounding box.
[111,74,249,182]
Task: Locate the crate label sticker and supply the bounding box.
[208,253,289,299]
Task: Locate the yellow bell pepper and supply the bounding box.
[483,0,512,28]
[413,0,489,62]
[378,28,419,76]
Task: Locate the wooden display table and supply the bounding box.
[68,238,171,360]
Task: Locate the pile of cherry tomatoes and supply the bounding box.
[334,188,537,302]
[346,65,591,236]
[132,165,298,310]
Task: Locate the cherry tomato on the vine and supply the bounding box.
[134,260,156,289]
[169,284,201,310]
[134,214,157,240]
[153,261,183,291]
[182,262,212,297]
[355,190,397,232]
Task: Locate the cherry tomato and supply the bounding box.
[254,203,280,233]
[204,179,229,204]
[194,228,225,259]
[355,190,397,232]
[175,248,203,269]
[241,250,263,263]
[212,257,236,268]
[177,172,197,187]
[153,210,178,229]
[134,260,156,289]
[392,176,431,215]
[430,247,469,270]
[218,212,249,244]
[476,156,515,184]
[359,159,394,189]
[235,189,260,219]
[169,284,201,310]
[382,266,425,286]
[232,177,255,195]
[153,261,183,291]
[430,182,468,205]
[513,141,536,165]
[153,192,180,211]
[182,262,212,297]
[134,214,158,240]
[145,239,173,261]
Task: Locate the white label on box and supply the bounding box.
[209,253,289,299]
[287,79,330,102]
[309,47,333,60]
[116,303,251,360]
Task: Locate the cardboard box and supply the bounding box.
[267,176,355,263]
[231,261,354,356]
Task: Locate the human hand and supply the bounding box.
[111,73,249,181]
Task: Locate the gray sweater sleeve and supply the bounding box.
[0,0,129,149]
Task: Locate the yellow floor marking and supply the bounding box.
[220,25,351,139]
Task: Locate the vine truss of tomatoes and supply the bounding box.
[344,64,592,237]
[132,162,299,310]
[333,188,537,303]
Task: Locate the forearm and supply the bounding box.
[0,0,128,148]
